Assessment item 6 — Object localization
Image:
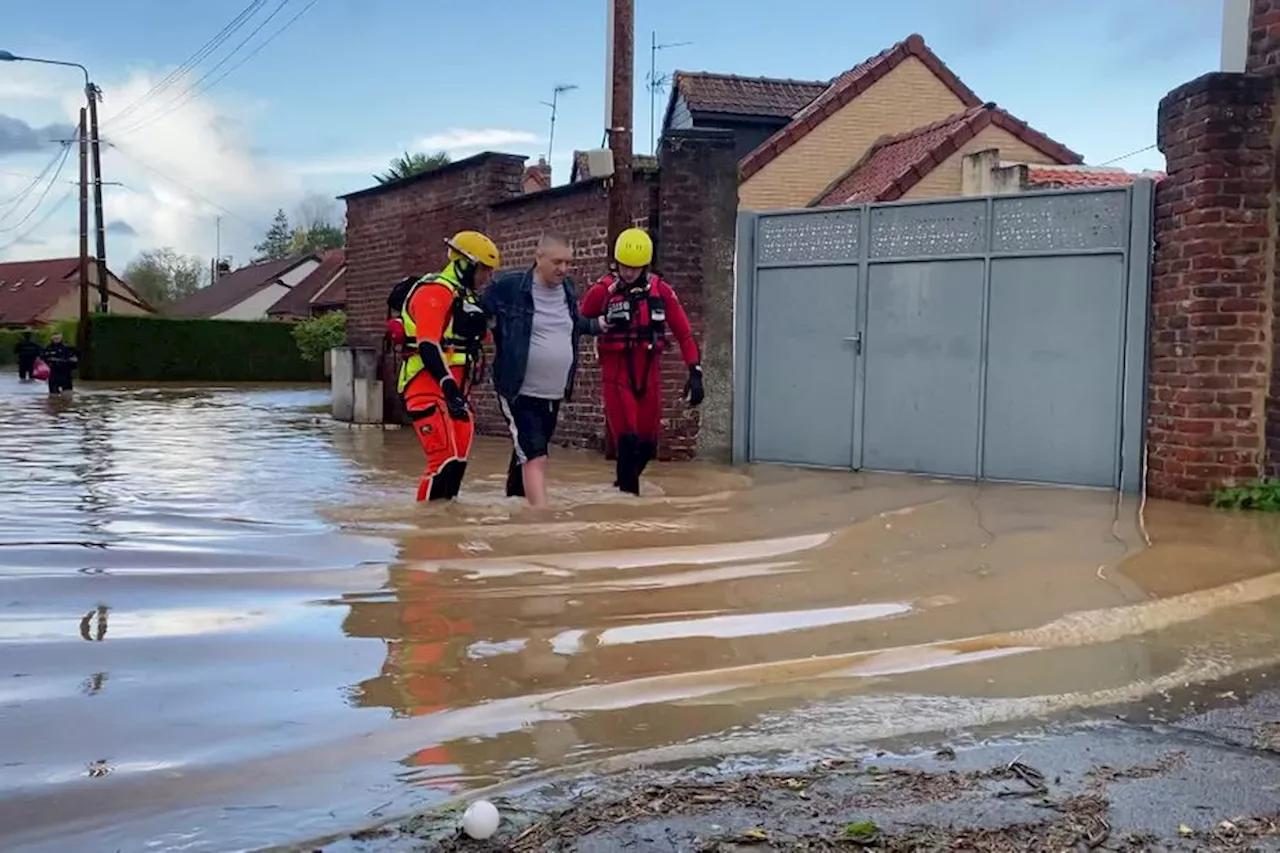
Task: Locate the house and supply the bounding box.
[663,33,1123,210]
[166,254,322,320]
[522,158,552,192]
[957,149,1166,196]
[265,249,346,319]
[0,257,155,328]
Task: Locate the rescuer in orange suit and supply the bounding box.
[580,227,704,495]
[386,231,501,502]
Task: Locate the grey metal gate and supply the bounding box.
[732,183,1154,492]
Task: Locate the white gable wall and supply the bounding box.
[211,258,321,320]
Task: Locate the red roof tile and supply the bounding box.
[267,249,346,318]
[311,266,345,308]
[0,256,151,326]
[811,103,1084,206]
[668,72,829,120]
[167,254,316,318]
[740,34,985,181]
[1024,164,1166,188]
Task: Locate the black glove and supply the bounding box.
[441,378,470,421]
[684,365,704,407]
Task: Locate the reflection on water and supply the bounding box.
[4,379,1280,852]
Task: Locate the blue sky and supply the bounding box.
[0,0,1221,269]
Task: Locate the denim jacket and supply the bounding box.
[481,267,603,402]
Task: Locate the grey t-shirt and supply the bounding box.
[520,282,574,399]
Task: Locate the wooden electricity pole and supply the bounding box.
[606,0,635,248]
[87,83,109,314]
[77,107,89,355]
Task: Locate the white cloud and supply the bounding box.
[0,64,300,269]
[0,61,544,270]
[292,128,540,178]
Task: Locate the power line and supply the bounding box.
[1098,143,1157,167]
[0,188,75,255]
[0,146,69,208]
[104,140,263,233]
[104,0,269,130]
[113,0,321,137]
[0,142,72,233]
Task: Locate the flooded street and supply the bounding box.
[3,380,1280,852]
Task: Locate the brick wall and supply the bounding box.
[342,134,735,460]
[1249,0,1280,73]
[1149,73,1274,502]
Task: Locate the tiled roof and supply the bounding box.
[741,34,985,181]
[266,249,346,318]
[669,71,829,120]
[811,103,1084,206]
[311,265,346,308]
[167,254,314,318]
[0,257,151,326]
[1024,164,1166,189]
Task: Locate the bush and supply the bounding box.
[1211,479,1280,512]
[292,311,346,363]
[0,319,78,365]
[82,315,325,382]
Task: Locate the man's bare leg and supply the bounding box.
[522,456,550,507]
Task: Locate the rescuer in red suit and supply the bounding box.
[580,228,704,495]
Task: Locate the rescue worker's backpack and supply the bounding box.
[385,275,421,355]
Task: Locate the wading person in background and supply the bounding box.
[386,231,500,502]
[483,233,608,507]
[581,227,704,496]
[41,331,78,395]
[14,331,40,381]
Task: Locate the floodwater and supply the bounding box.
[3,380,1280,852]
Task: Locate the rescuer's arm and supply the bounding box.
[408,283,468,415]
[659,281,700,368]
[579,279,609,319]
[659,280,704,407]
[569,281,606,335]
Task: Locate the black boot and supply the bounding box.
[636,440,656,477]
[616,433,641,495]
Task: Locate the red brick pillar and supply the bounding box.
[655,129,739,461]
[1148,72,1275,501]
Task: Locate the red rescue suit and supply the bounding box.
[581,272,700,494]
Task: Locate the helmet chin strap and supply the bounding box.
[455,257,479,289]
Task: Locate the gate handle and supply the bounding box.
[843,332,863,355]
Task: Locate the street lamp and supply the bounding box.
[0,48,109,322]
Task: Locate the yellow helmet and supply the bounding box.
[445,230,501,269]
[614,227,653,268]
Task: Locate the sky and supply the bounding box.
[0,0,1221,272]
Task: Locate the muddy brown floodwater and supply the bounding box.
[4,380,1280,853]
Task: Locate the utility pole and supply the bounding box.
[606,0,635,248]
[648,32,692,155]
[542,83,579,164]
[77,107,89,355]
[87,82,109,314]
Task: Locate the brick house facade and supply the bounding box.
[341,129,738,462]
[1147,0,1280,501]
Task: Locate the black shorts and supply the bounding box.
[500,395,561,463]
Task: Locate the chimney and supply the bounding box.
[522,157,553,193]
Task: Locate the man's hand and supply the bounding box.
[684,365,704,407]
[441,378,470,421]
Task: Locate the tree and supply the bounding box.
[375,150,451,184]
[123,248,208,308]
[253,208,294,261]
[294,192,340,232]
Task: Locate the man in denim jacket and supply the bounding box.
[482,233,607,506]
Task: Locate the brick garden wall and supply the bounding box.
[342,131,735,461]
[1147,0,1280,502]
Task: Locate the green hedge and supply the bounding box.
[82,315,325,382]
[0,319,78,365]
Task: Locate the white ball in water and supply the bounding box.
[462,799,500,840]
